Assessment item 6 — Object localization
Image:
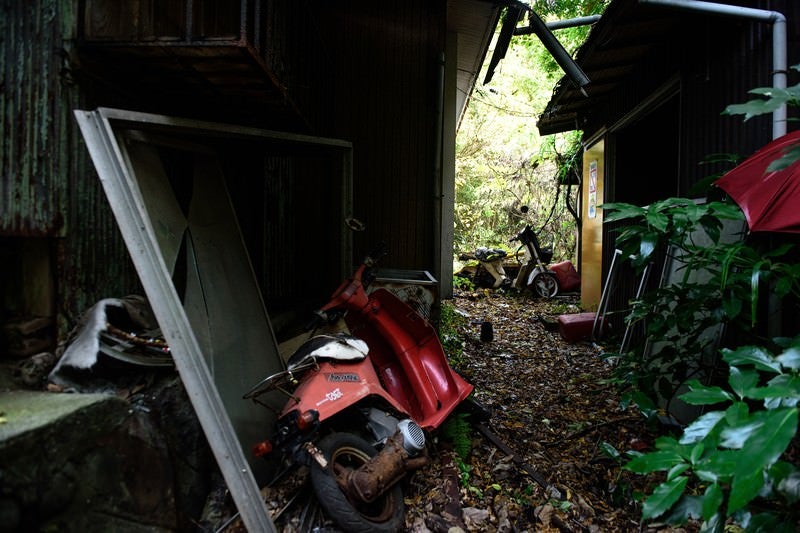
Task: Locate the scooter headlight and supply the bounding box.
[397,419,425,456]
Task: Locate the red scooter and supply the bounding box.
[244,247,473,532]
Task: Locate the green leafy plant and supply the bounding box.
[441,412,473,460]
[439,300,468,365]
[603,200,736,400]
[453,275,475,292]
[723,64,800,171]
[602,198,800,405]
[625,338,800,531]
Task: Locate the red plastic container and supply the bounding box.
[557,312,597,343]
[550,260,580,292]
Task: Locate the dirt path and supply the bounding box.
[242,290,670,532]
[402,290,660,532]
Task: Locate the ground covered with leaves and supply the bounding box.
[234,290,683,532]
[400,289,670,533]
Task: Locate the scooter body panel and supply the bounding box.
[281,358,411,421]
[279,289,472,431]
[346,289,473,430]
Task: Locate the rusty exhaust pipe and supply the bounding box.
[344,420,428,503]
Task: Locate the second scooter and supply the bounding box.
[510,206,580,298]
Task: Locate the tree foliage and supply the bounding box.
[454,1,608,261]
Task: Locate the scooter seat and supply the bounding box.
[287,334,369,370]
[475,247,507,262]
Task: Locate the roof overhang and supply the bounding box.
[537,0,685,135]
[449,0,504,123]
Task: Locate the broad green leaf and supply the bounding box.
[729,367,760,399]
[680,411,726,444]
[721,294,742,319]
[748,87,793,99]
[625,450,684,474]
[768,462,800,504]
[761,242,794,259]
[702,483,723,521]
[662,495,703,525]
[747,374,800,403]
[680,381,733,405]
[646,209,669,232]
[667,463,690,481]
[744,512,794,533]
[774,275,793,297]
[699,511,724,533]
[690,442,705,464]
[599,441,620,460]
[776,346,800,370]
[639,232,659,262]
[728,468,764,514]
[767,460,795,483]
[723,346,782,373]
[720,420,764,449]
[642,476,689,520]
[653,435,681,451]
[718,408,799,514]
[630,390,658,419]
[750,265,764,327]
[776,472,800,504]
[725,401,749,426]
[724,98,784,121]
[601,203,645,222]
[764,396,799,409]
[696,449,739,481]
[737,408,798,468]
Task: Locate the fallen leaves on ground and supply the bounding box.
[402,289,680,532]
[231,289,688,532]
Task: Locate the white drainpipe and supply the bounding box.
[639,0,787,139]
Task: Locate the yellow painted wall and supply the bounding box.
[580,140,604,309]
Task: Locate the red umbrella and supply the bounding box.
[715,129,800,233]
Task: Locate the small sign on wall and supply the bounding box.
[588,160,598,219]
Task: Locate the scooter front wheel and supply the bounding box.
[531,272,559,298]
[311,432,405,533]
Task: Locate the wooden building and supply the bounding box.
[538,0,800,319]
[1,0,503,345]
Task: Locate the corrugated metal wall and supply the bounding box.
[3,0,449,337]
[314,0,444,270]
[587,0,800,335]
[1,0,68,237]
[1,0,140,332]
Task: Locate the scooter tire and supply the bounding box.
[310,432,405,533]
[531,272,559,298]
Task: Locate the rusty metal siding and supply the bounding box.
[1,0,68,236]
[1,0,141,331]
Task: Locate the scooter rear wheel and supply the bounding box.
[531,272,559,298]
[311,432,405,533]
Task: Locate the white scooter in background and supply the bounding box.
[510,206,580,298]
[473,247,511,289]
